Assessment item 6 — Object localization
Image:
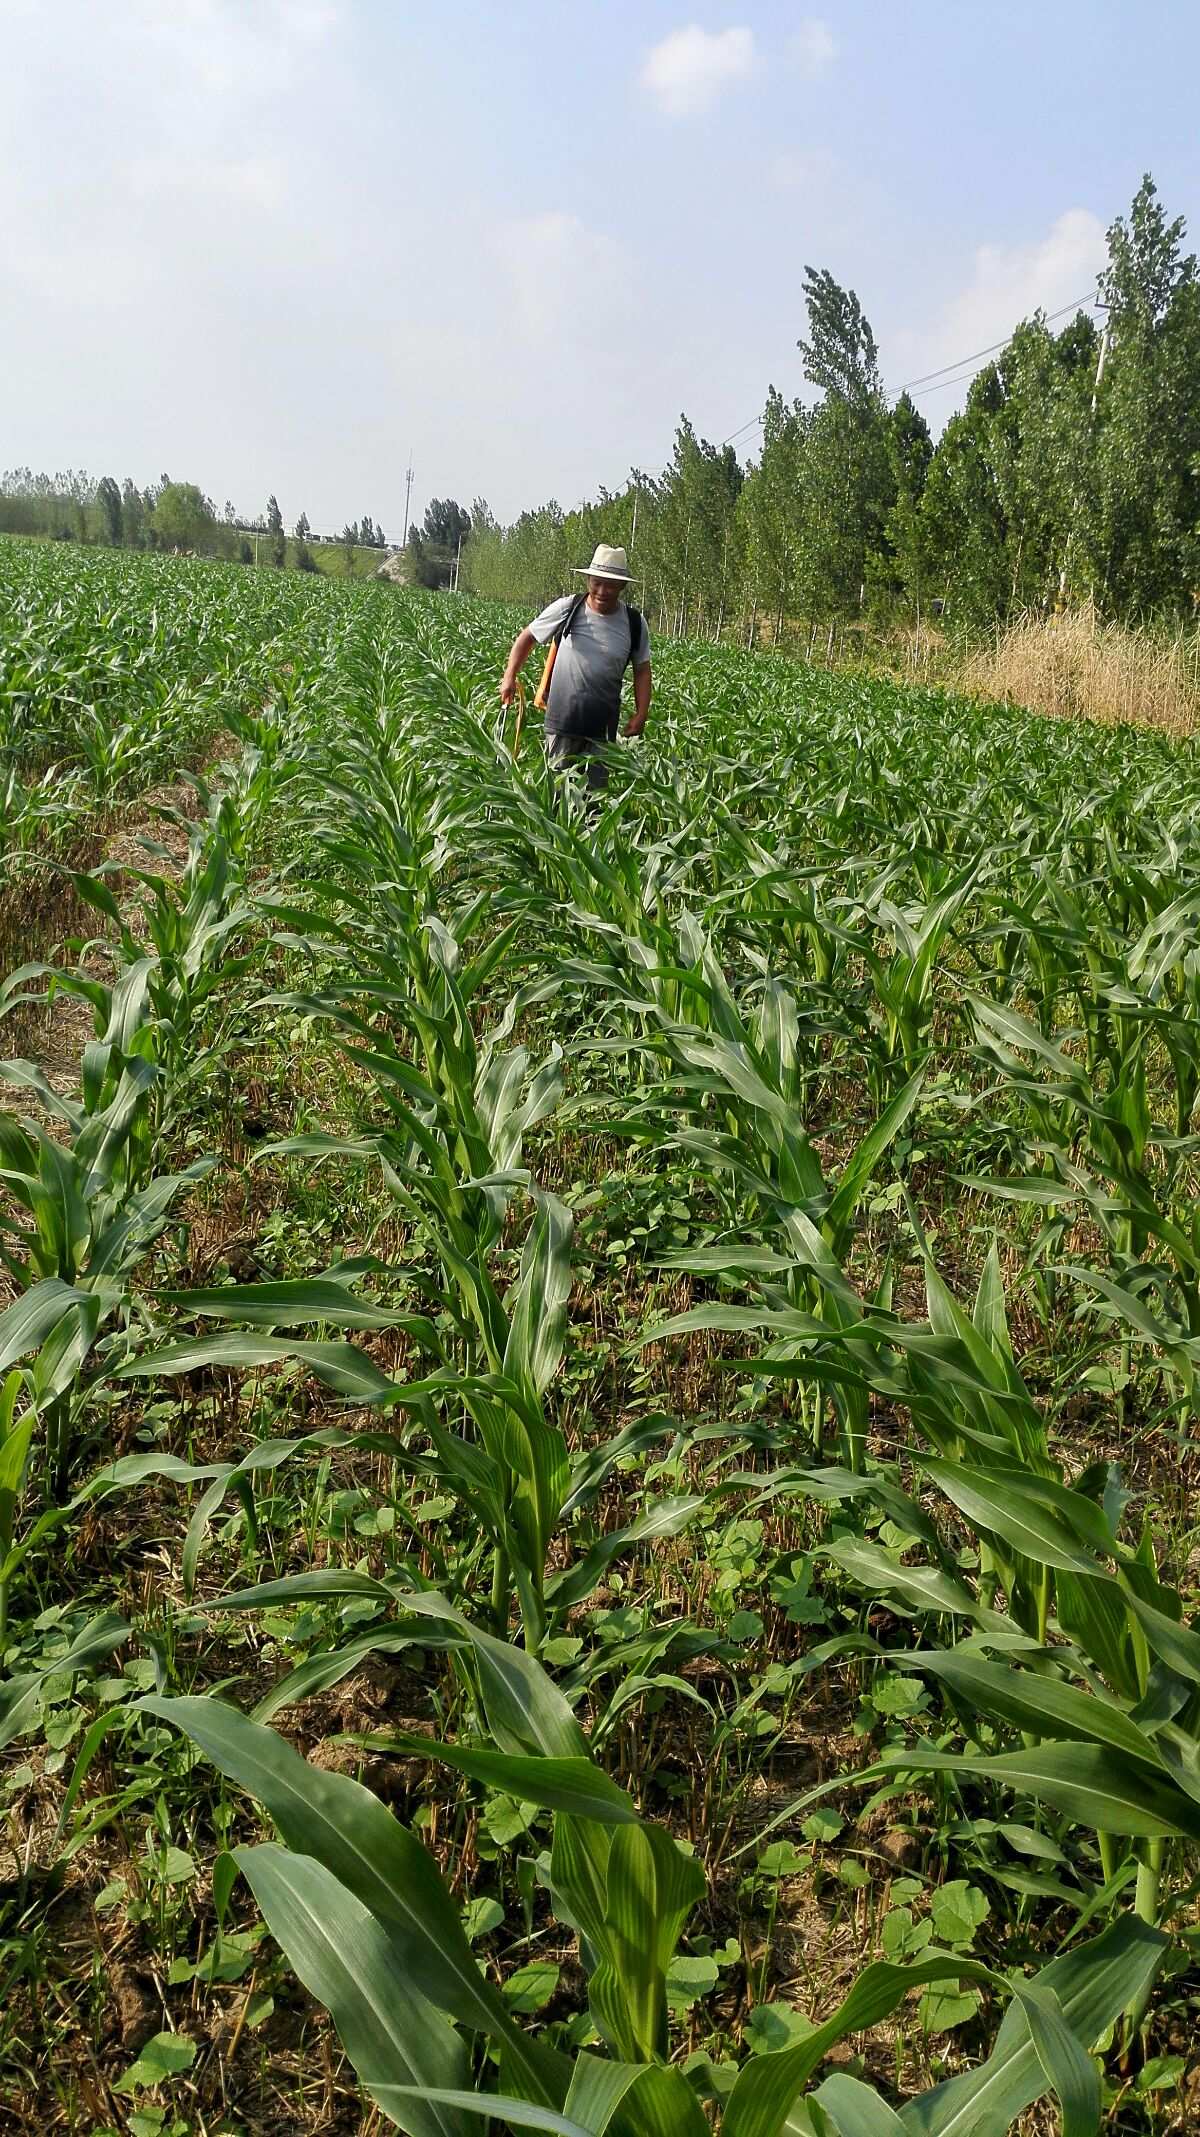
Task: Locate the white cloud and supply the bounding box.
[789,19,836,77]
[894,209,1108,400]
[128,0,341,93]
[501,212,633,342]
[639,25,756,118]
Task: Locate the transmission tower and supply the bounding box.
[401,453,415,548]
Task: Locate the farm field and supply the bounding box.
[4,534,1200,2135]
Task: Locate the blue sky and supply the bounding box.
[3,1,1197,535]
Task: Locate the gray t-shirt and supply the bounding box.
[529,594,651,738]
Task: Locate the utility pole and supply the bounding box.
[1089,316,1111,418]
[401,452,415,549]
[452,533,463,592]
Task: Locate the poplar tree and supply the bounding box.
[1089,175,1200,610]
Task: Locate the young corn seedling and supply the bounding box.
[0,1066,209,1501]
[2,796,264,1150]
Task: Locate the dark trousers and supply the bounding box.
[545,728,616,791]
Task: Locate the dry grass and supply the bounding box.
[958,603,1200,737]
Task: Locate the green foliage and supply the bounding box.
[798,264,882,406]
[464,174,1200,644]
[151,482,216,552]
[142,1657,1159,2137]
[1088,176,1200,610]
[6,551,1200,2130]
[95,475,123,546]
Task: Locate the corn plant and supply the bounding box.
[1,772,281,1148]
[0,1062,208,1500]
[142,1615,1164,2137]
[707,1232,1200,1983]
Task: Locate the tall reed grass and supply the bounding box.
[958,603,1200,737]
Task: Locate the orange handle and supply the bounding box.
[533,638,558,712]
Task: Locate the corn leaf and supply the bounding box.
[118,1333,396,1401]
[882,1742,1200,1840]
[373,1735,638,1826]
[234,1843,471,2137]
[901,1915,1165,2134]
[722,1953,1001,2137]
[144,1695,567,2103]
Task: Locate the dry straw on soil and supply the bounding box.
[959,603,1200,738]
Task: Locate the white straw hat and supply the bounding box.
[574,543,633,582]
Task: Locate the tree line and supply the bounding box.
[0,468,480,591]
[463,177,1200,641]
[5,177,1194,640]
[0,474,389,573]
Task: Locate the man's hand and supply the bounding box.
[628,659,651,738]
[500,626,538,710]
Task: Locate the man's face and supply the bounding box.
[587,575,622,613]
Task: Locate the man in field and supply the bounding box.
[499,543,652,788]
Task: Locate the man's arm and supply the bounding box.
[625,661,652,737]
[500,628,538,706]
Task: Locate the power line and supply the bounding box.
[914,373,982,398]
[721,413,764,447]
[631,407,763,489]
[910,365,1004,399]
[897,288,1101,393]
[712,286,1103,456]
